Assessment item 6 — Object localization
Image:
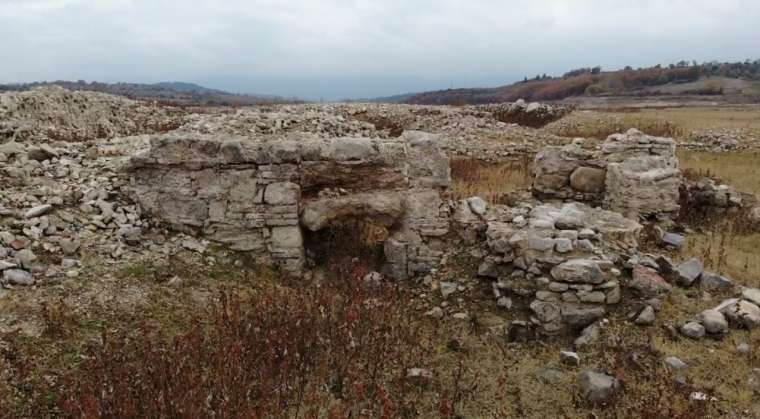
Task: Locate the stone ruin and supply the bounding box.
[124,127,695,334]
[533,128,682,218]
[126,130,451,278]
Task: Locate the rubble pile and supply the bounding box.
[0,85,184,143]
[478,100,574,128]
[453,200,641,333]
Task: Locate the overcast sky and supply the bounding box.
[2,0,759,99]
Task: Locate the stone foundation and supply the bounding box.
[126,130,451,277]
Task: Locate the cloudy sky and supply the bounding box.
[2,0,759,99]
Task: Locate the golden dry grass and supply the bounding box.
[548,106,760,140]
[450,157,533,203]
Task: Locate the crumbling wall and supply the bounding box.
[532,129,682,217]
[126,130,450,277]
[455,200,642,333]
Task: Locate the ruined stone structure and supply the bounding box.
[533,129,682,217]
[456,200,642,333]
[126,130,451,278]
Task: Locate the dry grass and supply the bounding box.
[678,149,760,195]
[548,106,760,140]
[450,157,533,204]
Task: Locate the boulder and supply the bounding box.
[569,166,606,193]
[742,288,760,307]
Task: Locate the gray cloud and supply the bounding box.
[2,0,759,99]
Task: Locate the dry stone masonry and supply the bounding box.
[533,129,682,218]
[126,130,451,277]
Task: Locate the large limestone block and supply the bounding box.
[301,192,404,232]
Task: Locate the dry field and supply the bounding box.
[546,105,760,141]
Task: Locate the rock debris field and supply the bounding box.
[2,86,760,413]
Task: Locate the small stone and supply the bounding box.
[406,368,433,386]
[362,271,383,290]
[466,197,487,216]
[697,271,732,290]
[555,238,573,253]
[661,233,685,249]
[677,258,703,287]
[61,259,79,270]
[59,239,81,256]
[698,309,728,335]
[680,321,706,339]
[560,350,580,366]
[439,281,457,299]
[24,204,53,219]
[634,306,656,326]
[496,296,512,310]
[578,371,619,404]
[2,269,34,286]
[736,343,751,354]
[664,356,688,371]
[549,282,570,292]
[15,249,37,269]
[574,322,600,348]
[425,307,444,319]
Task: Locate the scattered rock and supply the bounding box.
[578,371,619,404]
[24,204,53,219]
[721,300,760,329]
[676,258,703,287]
[634,306,656,326]
[629,265,672,296]
[661,232,685,249]
[466,197,487,216]
[698,309,728,335]
[664,356,688,371]
[681,321,706,339]
[700,272,733,290]
[406,368,433,386]
[742,288,760,307]
[439,281,458,299]
[2,269,34,286]
[560,350,580,366]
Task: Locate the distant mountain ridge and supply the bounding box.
[0,80,302,106]
[404,60,760,105]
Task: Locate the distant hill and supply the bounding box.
[0,80,302,106]
[346,92,417,104]
[405,60,760,105]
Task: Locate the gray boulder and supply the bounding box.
[634,306,656,326]
[700,272,733,290]
[676,258,703,287]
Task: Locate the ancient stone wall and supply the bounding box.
[532,129,682,217]
[126,130,450,277]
